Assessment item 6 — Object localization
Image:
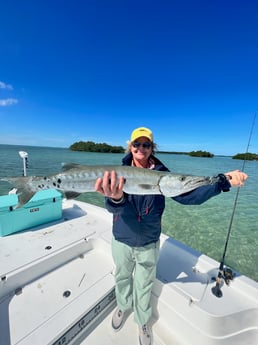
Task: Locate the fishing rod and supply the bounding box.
[211,111,256,298]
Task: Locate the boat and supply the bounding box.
[0,156,257,345]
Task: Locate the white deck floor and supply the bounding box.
[0,200,257,345]
[82,309,183,345]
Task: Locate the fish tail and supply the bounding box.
[1,176,36,207]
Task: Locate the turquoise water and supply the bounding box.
[0,144,257,282]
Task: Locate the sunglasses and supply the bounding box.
[132,141,152,149]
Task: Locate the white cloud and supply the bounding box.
[0,81,13,90]
[0,98,18,106]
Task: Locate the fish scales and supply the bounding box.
[1,163,218,207]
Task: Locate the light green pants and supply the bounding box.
[112,236,160,326]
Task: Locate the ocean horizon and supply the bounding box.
[0,144,257,282]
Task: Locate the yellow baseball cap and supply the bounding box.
[131,127,153,142]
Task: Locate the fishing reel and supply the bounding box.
[211,266,235,298]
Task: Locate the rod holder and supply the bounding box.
[18,151,28,176]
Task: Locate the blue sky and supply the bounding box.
[0,0,257,155]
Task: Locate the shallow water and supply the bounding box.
[0,144,257,282]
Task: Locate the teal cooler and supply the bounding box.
[0,190,63,236]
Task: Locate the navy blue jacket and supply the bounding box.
[105,153,231,247]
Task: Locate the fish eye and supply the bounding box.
[179,176,186,181]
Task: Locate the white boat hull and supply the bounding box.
[0,200,257,345]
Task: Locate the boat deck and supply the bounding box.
[0,199,257,345]
[82,308,183,345]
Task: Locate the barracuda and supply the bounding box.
[1,163,219,207]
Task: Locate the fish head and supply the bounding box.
[159,174,213,197]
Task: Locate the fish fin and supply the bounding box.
[64,191,81,199]
[138,184,157,190]
[1,176,35,208]
[61,163,82,171]
[17,191,36,208]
